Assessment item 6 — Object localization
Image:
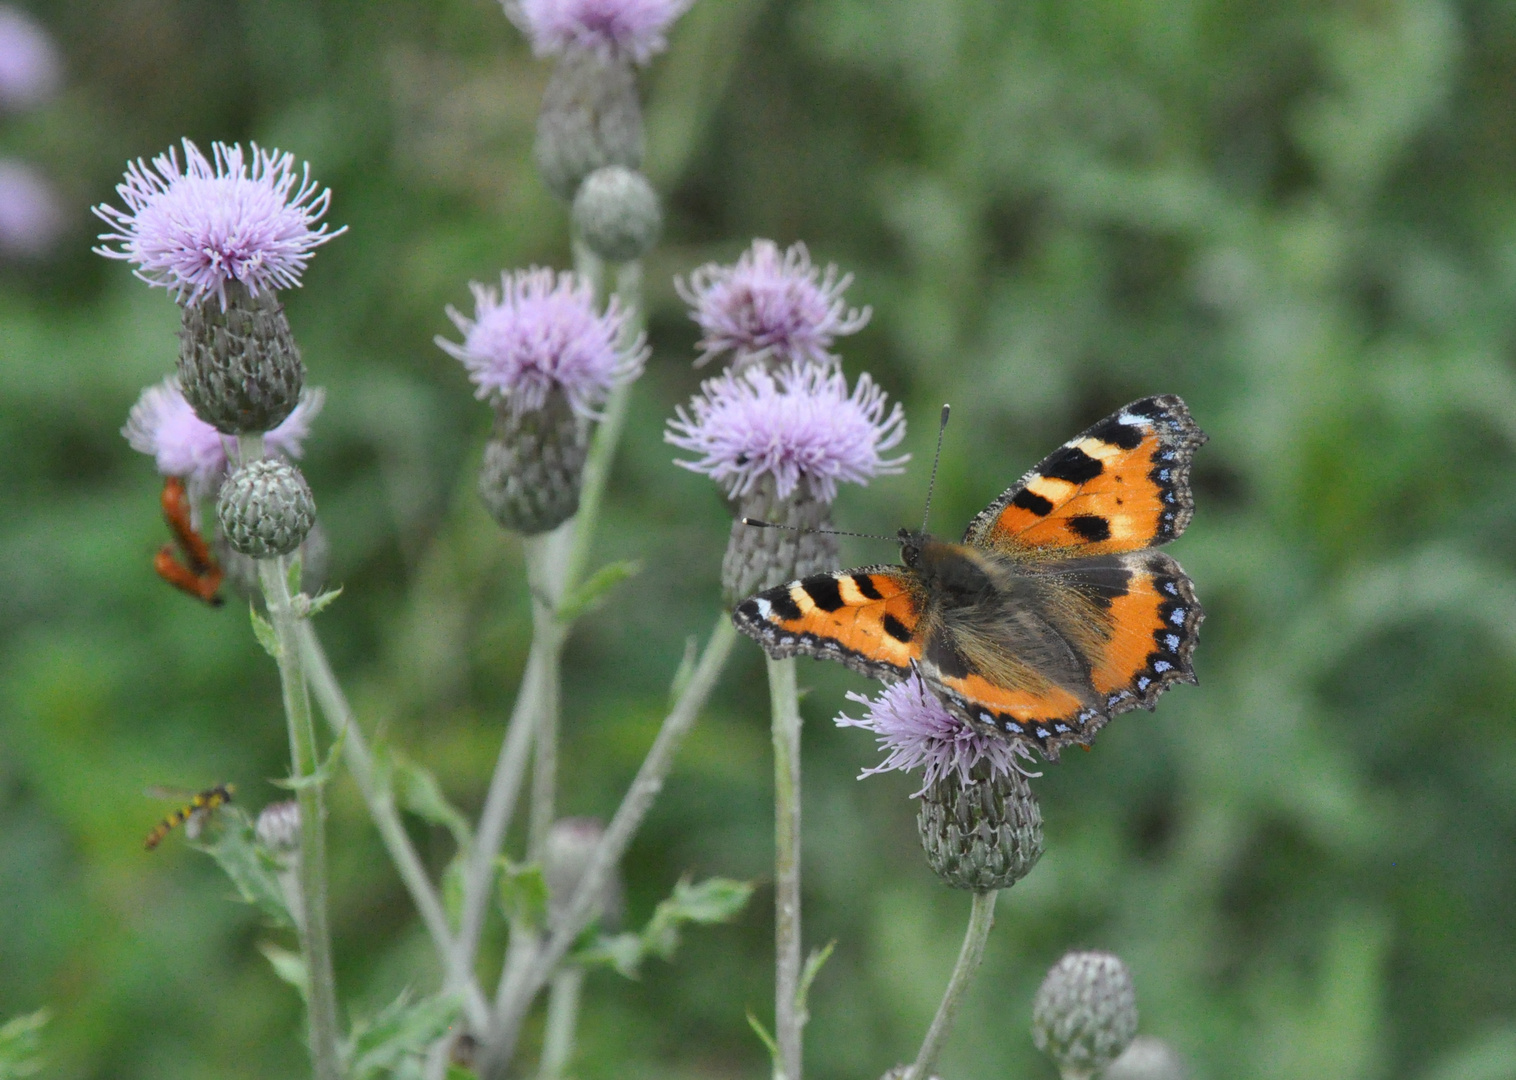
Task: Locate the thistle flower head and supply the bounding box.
[92,140,345,309]
[123,377,322,498]
[676,240,871,368]
[0,5,60,112]
[438,267,645,420]
[837,672,1034,795]
[505,0,692,64]
[666,363,906,502]
[1031,951,1140,1076]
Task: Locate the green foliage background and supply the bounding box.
[2,1,1515,1077]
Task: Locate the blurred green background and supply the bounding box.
[3,0,1516,1077]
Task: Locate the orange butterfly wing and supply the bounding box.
[964,395,1206,557]
[732,567,926,681]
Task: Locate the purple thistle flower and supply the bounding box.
[437,267,646,420]
[0,5,60,113]
[676,239,871,368]
[837,673,1035,795]
[0,157,61,258]
[505,0,692,64]
[92,140,345,309]
[123,377,323,499]
[666,362,906,502]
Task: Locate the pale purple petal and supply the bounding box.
[124,378,322,499]
[93,139,346,308]
[675,239,871,368]
[0,5,60,112]
[0,157,61,257]
[837,673,1033,796]
[437,267,646,419]
[665,363,907,502]
[505,0,692,63]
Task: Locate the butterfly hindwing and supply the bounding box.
[965,395,1206,557]
[732,567,925,681]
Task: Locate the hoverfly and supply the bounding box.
[143,783,235,850]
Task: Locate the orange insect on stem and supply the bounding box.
[154,478,225,606]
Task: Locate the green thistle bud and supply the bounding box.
[478,392,589,535]
[916,759,1043,891]
[217,459,316,560]
[573,165,661,263]
[178,281,304,433]
[1031,951,1139,1079]
[535,51,643,201]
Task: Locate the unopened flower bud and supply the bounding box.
[179,281,305,433]
[917,760,1042,891]
[218,458,316,559]
[535,51,643,201]
[1102,1036,1188,1080]
[1031,951,1139,1078]
[573,165,660,263]
[542,816,622,928]
[478,392,589,535]
[256,800,301,856]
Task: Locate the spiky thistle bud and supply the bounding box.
[573,165,660,263]
[178,281,305,433]
[217,458,316,560]
[478,391,589,534]
[1031,951,1139,1079]
[534,50,643,202]
[917,758,1043,891]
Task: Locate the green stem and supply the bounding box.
[480,616,740,1077]
[538,967,584,1080]
[526,528,571,858]
[259,551,342,1080]
[904,890,1000,1080]
[297,621,492,1031]
[768,656,803,1080]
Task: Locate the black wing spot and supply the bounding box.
[926,634,970,678]
[882,614,914,643]
[1010,488,1055,516]
[770,590,803,622]
[1125,397,1167,419]
[1041,445,1103,484]
[1067,515,1111,542]
[852,574,884,600]
[1088,416,1144,450]
[802,576,845,612]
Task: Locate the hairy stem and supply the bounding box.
[259,552,342,1080]
[297,621,491,1030]
[538,967,585,1080]
[768,656,803,1080]
[479,615,740,1076]
[904,889,1000,1080]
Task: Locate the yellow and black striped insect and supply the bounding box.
[143,783,235,850]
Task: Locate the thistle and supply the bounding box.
[438,267,645,534]
[665,362,907,605]
[93,140,344,433]
[1031,951,1140,1080]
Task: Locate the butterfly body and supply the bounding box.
[734,395,1207,759]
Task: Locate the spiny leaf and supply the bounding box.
[258,942,308,1001]
[795,939,836,1029]
[0,1008,50,1079]
[389,750,472,850]
[270,719,348,792]
[297,587,343,619]
[497,859,549,932]
[190,806,292,927]
[250,604,280,659]
[556,559,641,625]
[344,990,461,1080]
[747,1010,781,1072]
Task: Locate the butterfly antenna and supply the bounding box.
[740,519,895,542]
[921,404,951,533]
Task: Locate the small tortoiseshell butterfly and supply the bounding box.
[733,395,1206,759]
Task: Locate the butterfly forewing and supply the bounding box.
[964,395,1206,557]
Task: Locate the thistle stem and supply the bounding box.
[904,889,1000,1080]
[526,528,571,858]
[297,621,491,1031]
[538,967,585,1080]
[768,656,803,1080]
[258,549,342,1080]
[480,615,740,1077]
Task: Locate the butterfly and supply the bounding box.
[732,395,1206,759]
[154,476,225,606]
[143,783,235,850]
